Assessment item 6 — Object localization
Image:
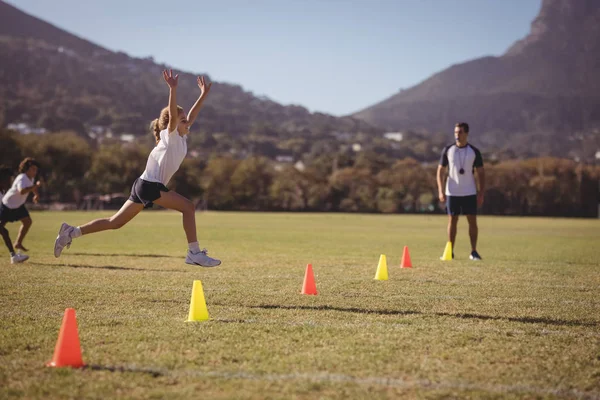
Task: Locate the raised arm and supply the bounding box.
[162,69,179,133]
[186,76,212,127]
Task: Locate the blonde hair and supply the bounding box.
[150,106,184,144]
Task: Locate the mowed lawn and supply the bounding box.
[1,211,599,399]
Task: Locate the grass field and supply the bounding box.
[1,211,599,399]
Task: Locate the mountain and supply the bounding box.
[353,0,600,157]
[0,0,380,145]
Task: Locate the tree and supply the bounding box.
[230,157,274,210]
[202,157,240,210]
[86,142,147,195]
[0,130,24,170]
[16,131,93,201]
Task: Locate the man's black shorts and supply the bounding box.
[446,195,477,216]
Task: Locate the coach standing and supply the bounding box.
[437,122,485,260]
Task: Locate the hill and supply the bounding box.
[0,0,380,150]
[353,0,600,160]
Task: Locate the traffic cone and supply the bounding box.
[187,280,210,321]
[301,264,317,295]
[400,246,412,268]
[374,254,388,280]
[440,241,453,261]
[47,308,85,368]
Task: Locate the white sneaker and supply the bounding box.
[54,223,74,258]
[11,253,29,264]
[185,249,221,267]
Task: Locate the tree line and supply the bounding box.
[1,129,598,217]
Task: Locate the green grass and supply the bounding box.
[1,211,599,399]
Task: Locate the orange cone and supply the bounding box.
[400,246,412,268]
[301,264,317,295]
[47,308,85,368]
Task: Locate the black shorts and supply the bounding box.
[446,195,477,216]
[128,178,169,209]
[0,203,30,223]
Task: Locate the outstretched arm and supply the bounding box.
[163,69,179,133]
[186,76,212,127]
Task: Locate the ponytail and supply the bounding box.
[150,118,161,144]
[150,105,184,144]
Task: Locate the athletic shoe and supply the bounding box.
[185,249,221,267]
[11,253,29,264]
[469,250,482,261]
[54,223,74,258]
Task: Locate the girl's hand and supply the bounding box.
[197,76,212,96]
[163,69,179,89]
[33,194,39,204]
[33,181,41,195]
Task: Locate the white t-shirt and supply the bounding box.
[2,173,34,209]
[140,128,187,185]
[439,143,484,196]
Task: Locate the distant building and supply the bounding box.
[89,125,108,135]
[57,46,77,57]
[7,122,47,135]
[276,155,294,163]
[384,132,403,142]
[120,134,135,143]
[331,131,353,141]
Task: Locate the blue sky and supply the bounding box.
[11,0,541,116]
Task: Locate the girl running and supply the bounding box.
[0,166,30,264]
[54,70,221,267]
[1,157,41,259]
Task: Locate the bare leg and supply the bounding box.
[466,215,478,252]
[0,221,15,254]
[447,215,458,249]
[14,216,32,250]
[153,191,197,243]
[80,200,144,235]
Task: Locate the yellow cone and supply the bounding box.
[187,280,210,322]
[440,242,453,261]
[374,254,388,280]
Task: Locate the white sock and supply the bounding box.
[71,226,82,238]
[188,241,201,253]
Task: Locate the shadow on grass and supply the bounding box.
[246,304,420,317]
[83,364,164,377]
[30,262,186,273]
[69,252,180,259]
[214,318,256,323]
[435,312,599,328]
[247,304,598,328]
